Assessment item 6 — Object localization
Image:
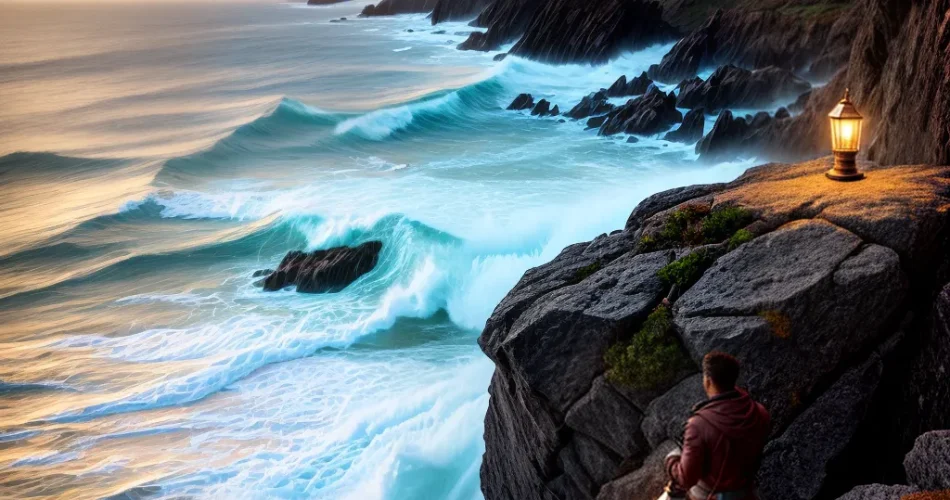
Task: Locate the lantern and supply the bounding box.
[827,88,865,181]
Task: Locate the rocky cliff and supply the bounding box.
[477,159,950,500]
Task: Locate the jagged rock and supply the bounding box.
[595,441,678,500]
[639,374,704,448]
[648,5,856,84]
[492,53,507,61]
[360,0,437,16]
[566,377,646,459]
[458,0,544,52]
[904,431,950,491]
[507,93,534,110]
[586,115,607,129]
[694,110,750,162]
[567,91,614,120]
[749,111,771,130]
[676,65,811,112]
[607,72,653,98]
[508,0,677,64]
[836,484,920,500]
[599,87,682,137]
[624,183,725,233]
[430,0,491,24]
[251,269,273,278]
[775,107,790,120]
[663,107,705,144]
[550,105,560,116]
[675,221,907,428]
[626,136,639,144]
[531,99,551,116]
[261,241,383,293]
[758,354,886,500]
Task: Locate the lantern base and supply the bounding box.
[827,152,864,182]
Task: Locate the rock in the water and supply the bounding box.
[904,431,950,491]
[662,107,705,144]
[595,441,678,500]
[758,354,886,500]
[836,484,920,500]
[626,136,639,144]
[507,93,534,110]
[676,65,811,112]
[251,269,273,278]
[675,221,907,427]
[360,0,437,16]
[430,0,491,24]
[599,86,682,137]
[566,90,614,120]
[586,115,608,129]
[508,0,677,64]
[550,105,560,116]
[694,110,749,162]
[530,99,551,116]
[262,241,383,293]
[492,52,507,61]
[607,72,653,98]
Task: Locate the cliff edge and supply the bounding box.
[478,158,950,500]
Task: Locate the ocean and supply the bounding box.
[0,1,758,498]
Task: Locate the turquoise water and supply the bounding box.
[0,1,756,498]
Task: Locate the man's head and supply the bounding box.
[702,351,740,397]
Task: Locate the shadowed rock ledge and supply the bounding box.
[478,159,950,500]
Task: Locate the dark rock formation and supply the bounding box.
[694,110,750,162]
[507,93,534,111]
[308,0,349,5]
[607,72,653,98]
[458,0,544,52]
[478,159,950,500]
[598,87,682,137]
[753,0,950,166]
[676,65,812,112]
[648,3,857,84]
[566,91,614,120]
[788,90,811,113]
[260,241,383,293]
[904,431,950,491]
[492,53,507,61]
[360,0,438,16]
[550,105,560,116]
[430,0,491,24]
[508,0,678,64]
[775,107,790,120]
[530,99,552,116]
[837,484,919,500]
[663,107,705,144]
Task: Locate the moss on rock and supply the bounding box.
[605,305,690,390]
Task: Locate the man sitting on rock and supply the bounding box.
[665,352,771,500]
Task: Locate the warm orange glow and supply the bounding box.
[830,117,862,152]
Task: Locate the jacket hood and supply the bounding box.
[692,388,767,439]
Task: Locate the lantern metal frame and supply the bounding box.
[826,88,865,181]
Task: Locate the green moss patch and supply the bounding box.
[605,305,691,390]
[570,260,603,284]
[658,250,716,290]
[639,204,754,252]
[727,229,754,250]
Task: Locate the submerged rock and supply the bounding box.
[260,241,383,293]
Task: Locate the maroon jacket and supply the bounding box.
[665,388,771,495]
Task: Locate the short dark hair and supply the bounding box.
[703,351,740,390]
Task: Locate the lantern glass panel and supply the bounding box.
[830,117,862,152]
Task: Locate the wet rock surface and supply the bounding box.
[598,87,682,137]
[676,65,811,112]
[663,107,705,144]
[260,241,383,293]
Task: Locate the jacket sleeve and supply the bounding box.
[665,416,705,488]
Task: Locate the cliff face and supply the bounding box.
[478,159,950,500]
[758,0,950,166]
